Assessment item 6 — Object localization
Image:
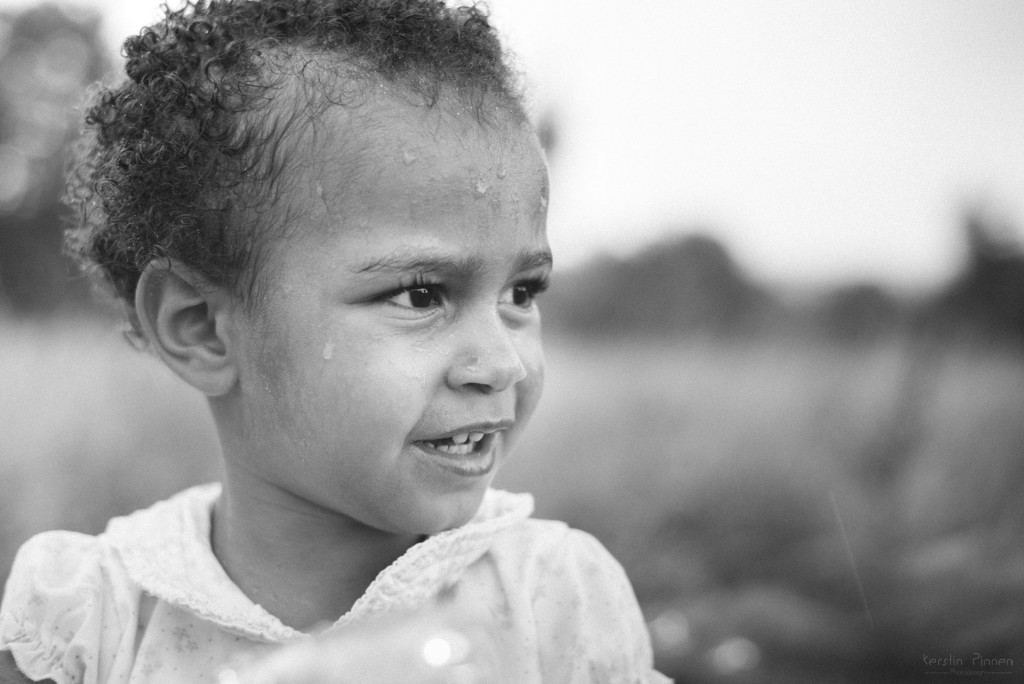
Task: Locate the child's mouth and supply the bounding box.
[413,429,503,478]
[417,431,487,456]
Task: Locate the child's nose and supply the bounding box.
[445,314,528,393]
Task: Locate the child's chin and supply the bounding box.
[414,491,488,535]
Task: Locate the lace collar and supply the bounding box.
[103,483,533,643]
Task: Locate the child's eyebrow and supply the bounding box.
[352,249,552,275]
[511,249,554,273]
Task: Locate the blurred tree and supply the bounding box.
[0,4,109,315]
[544,232,778,339]
[814,283,906,345]
[926,210,1024,346]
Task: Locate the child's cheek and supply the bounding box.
[509,333,545,449]
[320,335,434,416]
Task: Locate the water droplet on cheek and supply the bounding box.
[315,182,324,199]
[322,342,335,360]
[496,163,507,179]
[402,149,418,165]
[473,179,488,197]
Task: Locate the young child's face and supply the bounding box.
[224,92,550,535]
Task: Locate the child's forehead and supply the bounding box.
[287,87,546,206]
[247,82,548,277]
[315,88,534,169]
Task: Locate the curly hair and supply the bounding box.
[64,0,522,311]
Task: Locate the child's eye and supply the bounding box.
[387,285,444,309]
[503,279,548,309]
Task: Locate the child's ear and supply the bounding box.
[134,259,239,397]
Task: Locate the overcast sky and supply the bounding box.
[3,0,1022,290]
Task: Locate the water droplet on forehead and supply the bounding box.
[496,163,507,179]
[217,668,242,684]
[322,342,334,360]
[402,149,417,165]
[540,195,549,209]
[473,179,488,197]
[315,182,324,199]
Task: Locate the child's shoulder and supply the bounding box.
[495,513,597,563]
[1,483,221,606]
[6,525,108,568]
[0,528,131,681]
[484,494,672,682]
[2,526,128,613]
[0,484,219,681]
[484,489,633,592]
[2,528,115,604]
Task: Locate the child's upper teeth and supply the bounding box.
[419,430,493,449]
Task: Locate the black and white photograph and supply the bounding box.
[0,1,1022,682]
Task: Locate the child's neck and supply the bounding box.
[210,467,421,632]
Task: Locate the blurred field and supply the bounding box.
[2,316,1023,682]
[501,334,1024,682]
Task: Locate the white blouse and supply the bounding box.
[1,484,670,683]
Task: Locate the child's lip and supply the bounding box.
[414,419,513,442]
[412,432,499,477]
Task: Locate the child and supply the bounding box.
[0,1,669,681]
